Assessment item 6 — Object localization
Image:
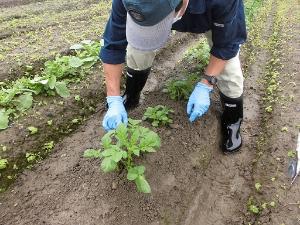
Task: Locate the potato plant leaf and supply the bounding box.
[115,123,128,146]
[48,75,56,89]
[70,43,83,50]
[139,131,161,152]
[83,149,102,158]
[0,109,10,130]
[101,132,113,149]
[15,92,33,111]
[55,82,70,98]
[69,56,83,68]
[135,175,151,193]
[127,165,145,181]
[101,157,117,172]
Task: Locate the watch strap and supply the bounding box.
[202,74,217,85]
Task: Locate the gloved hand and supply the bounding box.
[187,82,213,122]
[102,96,128,131]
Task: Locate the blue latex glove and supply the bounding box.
[187,82,213,122]
[102,96,128,131]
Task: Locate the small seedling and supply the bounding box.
[72,118,80,124]
[47,120,53,126]
[248,205,260,214]
[265,105,273,113]
[287,150,296,158]
[261,202,268,209]
[74,95,81,101]
[1,145,7,152]
[0,158,8,170]
[26,152,40,163]
[84,119,160,193]
[27,126,38,135]
[255,182,262,191]
[143,105,174,127]
[247,197,260,214]
[269,201,276,207]
[43,141,54,152]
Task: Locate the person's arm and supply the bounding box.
[102,63,128,131]
[201,55,227,87]
[103,63,124,96]
[100,0,128,131]
[187,0,246,122]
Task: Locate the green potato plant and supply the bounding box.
[84,119,160,193]
[143,105,174,127]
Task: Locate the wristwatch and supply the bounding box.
[202,74,218,85]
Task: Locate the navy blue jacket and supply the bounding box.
[100,0,247,64]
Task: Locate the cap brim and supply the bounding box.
[126,10,175,51]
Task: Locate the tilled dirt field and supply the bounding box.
[0,0,110,81]
[0,0,299,224]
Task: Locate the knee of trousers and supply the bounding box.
[126,44,156,71]
[217,55,244,98]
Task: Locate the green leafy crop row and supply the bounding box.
[0,40,100,130]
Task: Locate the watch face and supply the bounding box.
[204,74,217,85]
[211,77,217,85]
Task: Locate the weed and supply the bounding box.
[143,105,174,127]
[26,152,39,163]
[165,73,198,100]
[255,182,262,191]
[247,196,260,214]
[0,158,8,170]
[84,119,160,193]
[269,201,276,207]
[287,150,297,158]
[27,126,38,135]
[47,120,53,126]
[43,141,54,152]
[74,95,81,101]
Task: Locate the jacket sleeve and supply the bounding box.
[99,0,127,64]
[210,0,247,60]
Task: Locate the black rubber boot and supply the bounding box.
[122,67,151,110]
[220,92,243,154]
